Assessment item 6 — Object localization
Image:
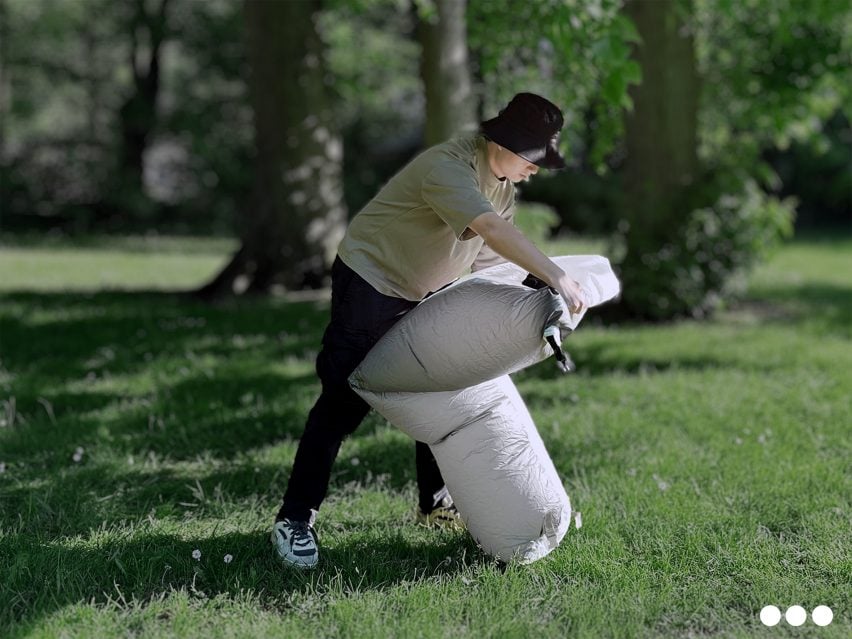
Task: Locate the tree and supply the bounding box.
[695,0,851,168]
[2,0,123,227]
[111,0,172,219]
[199,0,346,296]
[616,0,701,317]
[610,0,850,319]
[416,0,476,146]
[467,0,639,169]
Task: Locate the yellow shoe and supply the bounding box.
[416,499,465,530]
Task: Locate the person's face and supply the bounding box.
[491,145,540,183]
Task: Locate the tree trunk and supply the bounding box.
[417,0,476,147]
[198,0,346,298]
[617,0,700,318]
[0,0,8,127]
[113,0,170,217]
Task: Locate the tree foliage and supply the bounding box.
[695,0,851,165]
[611,0,849,319]
[468,0,641,170]
[1,0,252,233]
[1,0,848,314]
[3,0,123,222]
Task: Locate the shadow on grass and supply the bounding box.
[513,343,748,385]
[2,371,318,459]
[1,290,329,385]
[0,434,420,540]
[516,281,852,384]
[0,289,424,542]
[744,282,852,337]
[2,528,484,637]
[1,290,332,470]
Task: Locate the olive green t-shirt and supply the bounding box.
[338,134,515,301]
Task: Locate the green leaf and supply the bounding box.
[623,60,642,85]
[591,37,612,59]
[601,69,627,106]
[614,14,641,44]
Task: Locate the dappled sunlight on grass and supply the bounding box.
[1,234,850,637]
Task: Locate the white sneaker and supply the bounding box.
[271,518,319,569]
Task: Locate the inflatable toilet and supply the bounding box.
[350,256,620,563]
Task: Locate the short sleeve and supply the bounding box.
[421,163,496,240]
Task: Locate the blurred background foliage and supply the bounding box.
[0,0,849,318]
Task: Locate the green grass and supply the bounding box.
[0,235,236,291]
[1,234,850,638]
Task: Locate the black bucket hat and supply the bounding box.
[480,92,567,170]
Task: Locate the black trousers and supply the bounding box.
[278,257,447,522]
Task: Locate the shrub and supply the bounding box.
[513,202,561,244]
[615,172,795,319]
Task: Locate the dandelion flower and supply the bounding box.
[192,549,201,561]
[224,554,233,564]
[72,447,84,463]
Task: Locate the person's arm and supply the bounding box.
[468,211,586,313]
[470,206,515,272]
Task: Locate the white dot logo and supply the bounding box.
[785,605,807,627]
[760,605,781,627]
[812,605,833,626]
[761,604,834,627]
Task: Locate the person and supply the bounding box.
[271,92,586,568]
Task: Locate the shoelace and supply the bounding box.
[286,520,315,549]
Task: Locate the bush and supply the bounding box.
[513,202,560,244]
[765,110,852,230]
[519,170,623,236]
[616,172,796,319]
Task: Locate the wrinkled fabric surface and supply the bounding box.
[349,256,620,563]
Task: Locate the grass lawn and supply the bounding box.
[0,233,849,638]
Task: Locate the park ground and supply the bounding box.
[0,233,849,638]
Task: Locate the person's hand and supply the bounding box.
[553,273,586,315]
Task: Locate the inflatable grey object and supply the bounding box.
[350,256,620,563]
